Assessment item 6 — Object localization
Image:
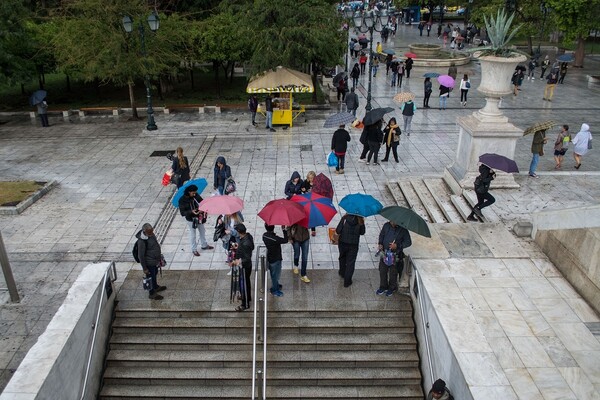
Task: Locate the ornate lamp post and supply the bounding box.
[537,2,550,56]
[343,7,354,72]
[123,12,160,131]
[353,10,389,111]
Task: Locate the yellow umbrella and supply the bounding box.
[393,92,416,103]
[523,120,556,136]
[246,66,314,93]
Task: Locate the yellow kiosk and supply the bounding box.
[247,66,313,127]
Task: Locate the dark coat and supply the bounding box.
[265,96,274,112]
[365,124,384,143]
[383,125,401,145]
[439,85,450,96]
[136,230,161,269]
[171,156,190,183]
[178,191,205,222]
[263,230,288,263]
[284,171,303,199]
[378,222,412,254]
[474,164,495,193]
[214,156,232,189]
[331,128,351,154]
[236,233,255,268]
[336,215,365,245]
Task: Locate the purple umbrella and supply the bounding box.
[437,75,455,88]
[479,153,519,173]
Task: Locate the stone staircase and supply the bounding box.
[386,173,501,224]
[99,301,423,399]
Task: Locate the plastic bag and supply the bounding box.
[327,151,338,167]
[161,169,173,186]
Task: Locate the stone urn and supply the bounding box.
[476,53,527,117]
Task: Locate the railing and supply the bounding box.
[251,246,268,400]
[79,261,117,400]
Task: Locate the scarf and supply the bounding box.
[387,124,399,146]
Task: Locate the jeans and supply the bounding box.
[391,72,398,86]
[186,220,208,252]
[336,154,346,170]
[266,111,273,128]
[475,191,495,211]
[439,95,447,109]
[268,260,282,293]
[338,242,359,286]
[402,115,413,135]
[529,153,540,175]
[350,108,357,117]
[352,77,358,88]
[367,141,380,163]
[292,239,310,276]
[251,111,257,124]
[372,65,378,76]
[145,265,159,293]
[460,89,468,102]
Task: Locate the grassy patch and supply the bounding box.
[0,181,46,206]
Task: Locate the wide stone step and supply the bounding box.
[410,178,447,223]
[100,383,424,399]
[396,179,431,223]
[103,366,421,386]
[423,178,464,223]
[106,349,420,368]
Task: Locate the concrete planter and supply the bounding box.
[476,54,527,117]
[408,43,441,58]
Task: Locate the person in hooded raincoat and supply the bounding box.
[572,123,593,169]
[284,171,303,199]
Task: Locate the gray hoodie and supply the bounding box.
[135,229,162,269]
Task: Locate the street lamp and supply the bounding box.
[122,12,160,131]
[537,2,550,56]
[343,7,354,72]
[353,10,389,111]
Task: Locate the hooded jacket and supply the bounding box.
[135,229,161,269]
[284,171,303,199]
[214,156,232,189]
[336,215,366,245]
[572,123,592,156]
[236,233,255,268]
[178,188,205,222]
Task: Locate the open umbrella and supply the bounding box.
[478,153,519,173]
[393,92,416,103]
[198,195,244,215]
[523,120,556,136]
[516,65,527,72]
[333,72,347,87]
[324,112,356,128]
[379,206,431,238]
[404,52,417,59]
[557,53,575,63]
[423,72,440,78]
[171,178,208,207]
[339,193,383,217]
[437,75,455,88]
[363,107,395,126]
[29,90,47,107]
[290,193,337,228]
[312,173,334,198]
[382,49,396,55]
[258,199,306,226]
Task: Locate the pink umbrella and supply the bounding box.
[437,75,455,88]
[198,195,244,215]
[404,52,417,59]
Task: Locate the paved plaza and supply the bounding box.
[0,24,599,396]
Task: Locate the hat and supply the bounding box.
[234,223,247,233]
[432,379,446,394]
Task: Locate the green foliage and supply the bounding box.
[471,8,523,57]
[0,0,37,85]
[546,0,600,43]
[192,11,251,64]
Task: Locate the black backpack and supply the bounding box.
[132,239,141,263]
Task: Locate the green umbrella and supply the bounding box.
[379,206,431,238]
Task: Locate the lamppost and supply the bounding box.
[353,10,389,111]
[537,2,550,56]
[122,12,160,131]
[343,7,355,72]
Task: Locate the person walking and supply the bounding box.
[336,214,366,287]
[262,224,288,297]
[232,224,254,311]
[350,63,360,88]
[359,52,368,75]
[397,61,405,88]
[376,221,412,296]
[353,41,361,59]
[381,118,401,162]
[527,58,537,80]
[248,94,258,126]
[447,63,457,81]
[372,56,380,77]
[331,124,351,174]
[423,77,432,108]
[265,93,276,132]
[284,171,303,199]
[179,185,214,256]
[418,21,425,36]
[36,97,49,127]
[289,223,311,283]
[459,74,470,107]
[553,124,570,169]
[390,61,399,87]
[512,68,524,96]
[337,76,347,102]
[529,129,548,178]
[439,85,449,110]
[558,62,568,84]
[572,123,593,169]
[467,164,496,221]
[301,171,317,236]
[385,53,393,76]
[213,156,232,195]
[426,22,431,37]
[543,69,558,101]
[171,147,190,188]
[136,223,167,300]
[540,55,550,78]
[344,87,359,117]
[365,120,384,165]
[404,57,413,78]
[401,99,416,136]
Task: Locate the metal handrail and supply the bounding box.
[261,256,268,398]
[80,261,117,400]
[251,246,267,399]
[409,256,434,384]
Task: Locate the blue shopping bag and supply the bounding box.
[327,151,338,167]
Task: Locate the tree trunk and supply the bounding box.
[66,74,71,92]
[213,61,221,98]
[230,62,235,83]
[311,62,318,104]
[128,82,139,119]
[574,36,585,68]
[526,36,533,56]
[190,69,194,89]
[94,78,100,98]
[21,84,25,95]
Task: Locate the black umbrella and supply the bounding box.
[333,72,347,87]
[363,107,394,126]
[478,153,519,173]
[516,65,527,72]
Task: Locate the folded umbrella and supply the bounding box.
[423,72,441,78]
[324,112,356,128]
[339,193,383,217]
[478,153,519,173]
[171,178,208,207]
[437,75,455,88]
[29,90,47,107]
[393,92,416,103]
[379,206,431,238]
[258,199,306,226]
[363,107,394,126]
[523,120,556,136]
[312,173,334,199]
[290,193,337,229]
[198,195,244,215]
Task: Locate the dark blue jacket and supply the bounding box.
[214,156,232,189]
[284,171,303,199]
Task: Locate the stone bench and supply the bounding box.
[78,107,121,117]
[163,104,221,114]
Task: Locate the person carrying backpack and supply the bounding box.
[467,164,496,221]
[135,223,166,300]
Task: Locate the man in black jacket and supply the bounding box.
[336,214,366,287]
[262,224,288,297]
[178,185,214,256]
[136,223,166,300]
[233,224,255,311]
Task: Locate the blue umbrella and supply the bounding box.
[29,90,47,106]
[423,72,440,78]
[382,48,396,55]
[339,193,383,217]
[557,53,574,63]
[171,178,208,207]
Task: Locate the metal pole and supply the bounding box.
[138,24,157,131]
[365,27,374,111]
[0,231,20,303]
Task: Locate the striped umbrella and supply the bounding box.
[324,112,356,128]
[290,193,337,229]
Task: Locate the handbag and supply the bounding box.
[170,172,182,186]
[225,177,236,194]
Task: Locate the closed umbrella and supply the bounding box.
[29,90,47,106]
[478,153,519,173]
[523,120,556,136]
[437,75,455,88]
[198,195,244,215]
[393,92,416,103]
[290,193,337,228]
[339,193,383,217]
[258,199,306,226]
[379,206,431,238]
[363,107,394,126]
[171,178,208,207]
[324,112,356,128]
[312,173,334,198]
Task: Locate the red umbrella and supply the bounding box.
[198,195,244,215]
[404,52,417,58]
[312,173,334,199]
[258,199,306,226]
[290,193,337,229]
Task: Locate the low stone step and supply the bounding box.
[451,194,475,221]
[410,178,447,223]
[462,190,501,222]
[396,179,431,222]
[100,383,424,399]
[423,178,464,223]
[385,181,410,208]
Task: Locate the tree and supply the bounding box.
[0,0,37,86]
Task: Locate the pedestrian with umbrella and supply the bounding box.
[528,128,548,178]
[376,219,412,297]
[404,57,414,78]
[336,214,366,287]
[331,124,351,174]
[30,90,49,128]
[467,163,497,222]
[365,119,384,165]
[558,62,568,84]
[178,184,214,256]
[423,77,433,108]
